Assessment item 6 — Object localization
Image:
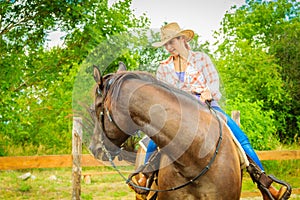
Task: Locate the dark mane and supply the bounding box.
[108,71,204,108]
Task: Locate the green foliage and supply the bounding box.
[136,30,169,73]
[217,40,286,104]
[0,0,149,155]
[215,39,290,148]
[215,0,300,144]
[1,0,299,155]
[269,21,300,142]
[224,97,279,150]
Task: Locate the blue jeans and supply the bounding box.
[144,139,158,163]
[144,106,264,171]
[212,106,264,170]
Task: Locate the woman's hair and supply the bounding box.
[164,36,191,50]
[177,35,191,50]
[180,35,191,50]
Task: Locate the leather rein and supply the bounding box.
[95,75,223,192]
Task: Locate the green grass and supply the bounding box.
[0,161,299,200]
[0,167,135,200]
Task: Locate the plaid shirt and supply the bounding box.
[156,50,221,101]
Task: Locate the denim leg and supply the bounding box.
[144,139,157,164]
[212,106,264,171]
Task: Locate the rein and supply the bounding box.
[96,74,223,192]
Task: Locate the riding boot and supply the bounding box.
[137,173,147,187]
[127,151,161,194]
[246,157,292,200]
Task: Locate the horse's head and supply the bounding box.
[89,62,130,161]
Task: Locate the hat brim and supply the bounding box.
[152,29,194,48]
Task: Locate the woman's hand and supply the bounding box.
[200,87,212,103]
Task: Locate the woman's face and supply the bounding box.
[164,36,186,56]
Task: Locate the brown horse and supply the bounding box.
[89,63,242,199]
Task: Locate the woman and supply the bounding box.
[139,22,291,200]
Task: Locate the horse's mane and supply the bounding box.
[107,71,204,108]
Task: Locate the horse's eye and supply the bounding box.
[97,87,102,96]
[95,100,102,109]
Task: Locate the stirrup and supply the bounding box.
[246,155,292,200]
[257,174,292,200]
[268,175,292,200]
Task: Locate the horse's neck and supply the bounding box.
[118,79,216,164]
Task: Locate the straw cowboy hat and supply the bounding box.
[152,22,194,47]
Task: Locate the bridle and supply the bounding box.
[94,73,223,193]
[95,75,124,158]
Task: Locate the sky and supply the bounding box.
[128,0,245,42]
[48,0,246,47]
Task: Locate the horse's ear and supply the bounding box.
[93,65,103,86]
[118,61,127,71]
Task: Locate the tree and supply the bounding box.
[215,0,300,145]
[0,0,149,156]
[269,21,300,142]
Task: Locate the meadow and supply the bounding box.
[0,160,299,200]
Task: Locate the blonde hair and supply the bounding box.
[180,35,191,50]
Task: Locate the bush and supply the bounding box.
[223,96,280,150]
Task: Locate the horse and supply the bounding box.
[89,63,242,200]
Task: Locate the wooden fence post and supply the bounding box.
[72,117,82,200]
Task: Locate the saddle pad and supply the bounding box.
[139,135,151,152]
[224,123,249,169]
